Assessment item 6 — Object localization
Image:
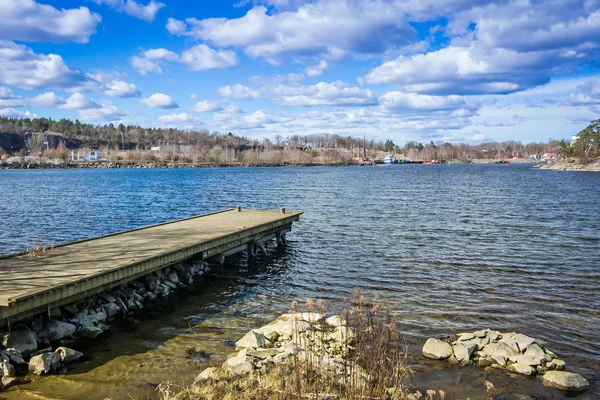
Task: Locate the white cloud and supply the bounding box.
[140,93,179,109]
[0,87,26,107]
[0,41,100,91]
[306,60,328,77]
[167,2,415,64]
[78,103,126,122]
[131,45,238,75]
[61,93,101,110]
[193,100,223,112]
[378,92,475,113]
[223,102,244,114]
[30,92,65,108]
[219,80,377,107]
[93,0,165,22]
[0,0,101,43]
[218,84,262,99]
[217,110,294,130]
[157,113,200,125]
[105,80,140,98]
[0,107,35,118]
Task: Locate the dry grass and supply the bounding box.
[26,238,55,257]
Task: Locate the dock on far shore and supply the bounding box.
[0,208,302,326]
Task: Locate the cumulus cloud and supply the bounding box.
[140,93,179,109]
[0,87,26,107]
[0,107,35,118]
[0,41,100,91]
[78,103,126,122]
[61,93,101,110]
[0,0,101,43]
[157,113,200,125]
[217,110,294,130]
[166,2,415,64]
[193,100,223,112]
[105,80,140,97]
[93,0,165,22]
[30,92,65,107]
[219,80,377,106]
[306,60,328,77]
[130,45,238,75]
[378,92,475,113]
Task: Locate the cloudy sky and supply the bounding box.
[1,0,599,144]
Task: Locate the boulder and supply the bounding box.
[197,367,219,381]
[0,361,16,377]
[78,325,104,338]
[55,347,84,363]
[499,337,520,354]
[2,349,25,365]
[513,333,535,352]
[223,354,253,374]
[482,343,517,360]
[28,352,62,375]
[328,326,354,344]
[102,302,121,318]
[456,332,476,342]
[167,272,179,284]
[2,330,38,357]
[511,354,544,366]
[524,344,545,360]
[454,342,477,363]
[247,348,282,359]
[325,315,345,327]
[507,362,536,376]
[541,371,589,391]
[422,338,453,360]
[38,320,77,342]
[236,331,268,349]
[99,292,117,303]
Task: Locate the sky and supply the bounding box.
[0,0,599,144]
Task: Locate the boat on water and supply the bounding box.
[422,160,441,165]
[383,154,398,164]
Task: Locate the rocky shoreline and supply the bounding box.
[539,158,600,171]
[422,329,590,392]
[0,260,213,391]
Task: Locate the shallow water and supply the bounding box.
[0,165,599,399]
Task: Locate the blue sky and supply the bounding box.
[1,0,600,144]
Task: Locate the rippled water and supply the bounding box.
[0,165,599,400]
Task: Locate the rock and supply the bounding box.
[115,297,129,314]
[474,329,489,338]
[491,355,508,366]
[62,304,79,316]
[164,281,177,290]
[478,357,492,367]
[38,320,77,342]
[77,325,104,338]
[99,292,117,303]
[167,272,179,284]
[325,315,345,327]
[197,367,219,381]
[247,348,282,359]
[55,347,84,363]
[541,371,589,391]
[328,326,354,344]
[31,316,45,332]
[0,361,16,377]
[547,359,566,371]
[507,362,536,376]
[102,302,121,318]
[499,337,520,354]
[2,330,38,357]
[511,354,544,366]
[422,338,453,360]
[28,352,62,375]
[524,344,545,359]
[513,334,535,352]
[2,349,25,365]
[236,331,268,349]
[1,375,21,388]
[482,343,517,360]
[454,342,477,363]
[488,331,501,341]
[223,354,253,374]
[457,332,476,342]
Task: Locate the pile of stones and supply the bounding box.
[422,329,589,392]
[198,312,359,381]
[0,260,211,390]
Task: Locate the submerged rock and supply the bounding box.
[28,352,62,375]
[507,363,535,376]
[541,371,589,391]
[422,338,453,360]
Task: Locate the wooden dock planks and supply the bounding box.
[0,208,302,322]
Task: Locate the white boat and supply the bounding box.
[383,154,398,164]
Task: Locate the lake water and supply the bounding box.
[0,165,599,399]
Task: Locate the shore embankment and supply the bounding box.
[539,158,600,171]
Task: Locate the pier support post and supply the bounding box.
[247,241,258,258]
[276,232,287,247]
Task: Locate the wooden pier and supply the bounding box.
[0,208,302,326]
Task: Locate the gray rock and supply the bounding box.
[38,320,77,342]
[478,357,492,367]
[2,330,38,357]
[524,344,545,360]
[99,292,117,303]
[541,371,589,391]
[511,354,544,366]
[55,347,84,363]
[513,333,535,352]
[236,331,268,349]
[2,349,25,365]
[482,343,517,360]
[247,348,282,359]
[197,367,219,381]
[167,272,179,284]
[507,362,536,376]
[454,342,477,363]
[0,361,16,377]
[474,329,489,338]
[223,354,253,374]
[31,316,45,332]
[422,338,453,360]
[62,305,79,316]
[102,302,121,318]
[28,352,62,375]
[1,375,21,388]
[457,332,476,342]
[164,281,177,290]
[499,337,520,354]
[78,325,104,338]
